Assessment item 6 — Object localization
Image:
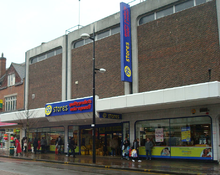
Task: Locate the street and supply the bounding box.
[0,157,173,175]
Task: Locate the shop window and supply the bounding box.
[170,116,211,146]
[68,126,79,149]
[156,7,173,19]
[175,0,194,13]
[5,96,16,111]
[139,13,155,25]
[136,119,169,146]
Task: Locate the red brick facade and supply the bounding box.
[71,33,124,99]
[28,54,62,109]
[0,65,24,112]
[138,1,220,92]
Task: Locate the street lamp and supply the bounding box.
[80,26,106,164]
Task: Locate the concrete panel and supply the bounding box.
[110,96,127,109]
[144,89,164,105]
[126,93,145,107]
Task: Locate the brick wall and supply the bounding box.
[28,54,62,109]
[138,1,220,92]
[71,33,124,99]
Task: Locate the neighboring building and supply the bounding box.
[2,0,220,162]
[0,53,25,147]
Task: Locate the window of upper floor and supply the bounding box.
[30,47,62,65]
[5,95,17,111]
[139,0,211,26]
[7,74,15,87]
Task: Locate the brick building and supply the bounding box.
[2,0,220,161]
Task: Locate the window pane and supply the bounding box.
[56,48,62,55]
[74,40,84,48]
[156,7,173,19]
[111,26,120,35]
[31,57,37,64]
[47,50,55,58]
[170,116,211,146]
[136,119,169,146]
[175,0,194,13]
[196,0,206,5]
[97,30,109,40]
[85,38,92,44]
[139,14,154,25]
[38,55,45,61]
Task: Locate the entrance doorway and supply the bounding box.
[80,124,122,156]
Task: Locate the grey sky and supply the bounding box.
[0,0,140,68]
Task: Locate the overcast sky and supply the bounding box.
[0,0,141,68]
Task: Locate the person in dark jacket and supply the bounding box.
[33,137,38,154]
[132,138,141,162]
[145,137,153,160]
[55,136,63,154]
[122,137,130,160]
[68,137,76,158]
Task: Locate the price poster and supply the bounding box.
[155,128,164,142]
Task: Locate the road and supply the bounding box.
[0,157,173,175]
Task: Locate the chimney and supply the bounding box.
[0,53,6,78]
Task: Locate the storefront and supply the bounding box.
[136,115,212,160]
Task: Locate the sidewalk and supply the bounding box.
[0,149,220,175]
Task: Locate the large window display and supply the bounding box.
[29,126,64,152]
[136,116,212,160]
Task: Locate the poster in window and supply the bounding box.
[181,126,191,142]
[155,128,164,142]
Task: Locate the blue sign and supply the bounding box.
[120,2,132,82]
[45,97,93,117]
[99,112,122,120]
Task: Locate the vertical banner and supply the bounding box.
[120,2,132,82]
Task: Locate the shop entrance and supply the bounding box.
[80,123,122,156]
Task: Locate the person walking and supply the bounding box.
[23,137,27,153]
[37,138,41,153]
[55,136,63,154]
[33,137,38,154]
[15,138,22,156]
[68,137,76,158]
[145,137,153,160]
[122,137,130,160]
[132,138,141,162]
[40,137,47,153]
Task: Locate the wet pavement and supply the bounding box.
[0,149,220,175]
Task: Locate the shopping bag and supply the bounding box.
[55,147,58,154]
[131,149,137,158]
[129,149,132,157]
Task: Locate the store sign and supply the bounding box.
[120,2,132,82]
[45,97,93,117]
[99,112,122,120]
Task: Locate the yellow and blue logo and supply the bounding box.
[45,105,52,116]
[124,66,131,77]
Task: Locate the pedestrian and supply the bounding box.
[15,137,22,156]
[66,136,71,156]
[145,137,153,160]
[55,136,63,154]
[33,137,38,154]
[23,137,27,153]
[68,137,76,158]
[132,138,141,162]
[110,137,118,156]
[122,137,130,160]
[37,138,41,153]
[40,137,47,153]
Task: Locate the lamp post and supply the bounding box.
[81,26,106,164]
